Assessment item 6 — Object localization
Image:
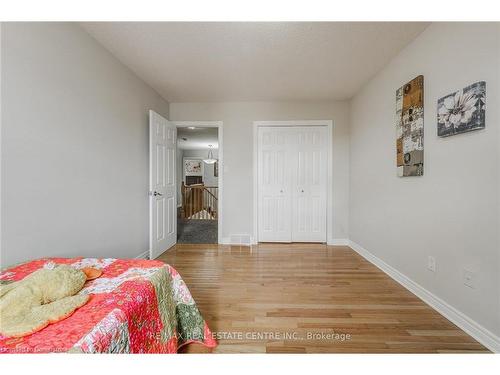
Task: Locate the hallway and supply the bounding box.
[177,207,218,244]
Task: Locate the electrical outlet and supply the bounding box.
[463,269,476,289]
[427,256,436,272]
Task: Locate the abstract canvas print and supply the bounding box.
[396,75,424,177]
[437,81,486,137]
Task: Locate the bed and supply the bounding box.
[0,257,217,353]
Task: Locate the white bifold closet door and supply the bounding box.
[258,126,327,243]
[258,127,292,242]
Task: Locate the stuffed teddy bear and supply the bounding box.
[0,264,90,338]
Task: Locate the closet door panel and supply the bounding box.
[258,128,292,242]
[291,127,327,242]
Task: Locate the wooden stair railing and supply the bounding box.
[181,182,218,220]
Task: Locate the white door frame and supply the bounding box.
[170,121,223,244]
[253,120,334,244]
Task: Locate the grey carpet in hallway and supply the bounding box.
[177,218,218,244]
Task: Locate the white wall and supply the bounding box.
[350,23,500,338]
[170,101,350,243]
[1,23,169,267]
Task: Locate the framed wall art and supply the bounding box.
[396,75,424,177]
[437,81,486,137]
[184,158,204,176]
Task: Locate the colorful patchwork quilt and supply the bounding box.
[0,258,217,353]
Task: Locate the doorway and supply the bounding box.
[172,121,223,244]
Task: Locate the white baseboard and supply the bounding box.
[327,238,349,246]
[221,234,253,246]
[240,238,348,246]
[135,250,150,260]
[348,240,500,353]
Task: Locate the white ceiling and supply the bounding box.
[81,22,429,102]
[177,127,218,150]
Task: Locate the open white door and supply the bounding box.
[149,110,176,259]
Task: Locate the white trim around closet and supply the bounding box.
[252,120,333,245]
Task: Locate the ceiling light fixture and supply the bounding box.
[203,145,217,164]
[187,126,196,130]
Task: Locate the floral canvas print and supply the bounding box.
[437,81,486,137]
[184,159,203,176]
[396,75,424,177]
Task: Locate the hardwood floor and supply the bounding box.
[158,243,489,353]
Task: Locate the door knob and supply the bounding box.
[301,189,304,193]
[280,189,284,193]
[153,191,163,196]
